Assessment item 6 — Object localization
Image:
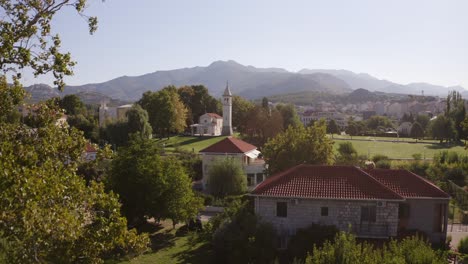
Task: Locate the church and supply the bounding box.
[190,84,233,136]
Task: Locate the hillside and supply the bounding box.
[63,60,352,101]
[299,68,467,97]
[25,60,468,103]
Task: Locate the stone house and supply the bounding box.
[251,165,449,247]
[199,137,266,190]
[190,113,223,136]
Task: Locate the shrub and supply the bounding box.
[287,224,339,261]
[375,159,391,169]
[459,236,468,254]
[372,154,389,163]
[211,201,278,264]
[412,153,422,160]
[305,233,447,264]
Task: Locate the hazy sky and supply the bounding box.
[21,0,468,88]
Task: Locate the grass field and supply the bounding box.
[334,136,468,159]
[155,136,228,153]
[121,221,213,264]
[155,134,467,159]
[333,138,467,159]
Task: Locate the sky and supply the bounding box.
[20,0,468,89]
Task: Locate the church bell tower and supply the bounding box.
[221,82,233,136]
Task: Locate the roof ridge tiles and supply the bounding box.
[356,167,404,200]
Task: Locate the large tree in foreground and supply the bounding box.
[263,120,334,174]
[0,96,149,263]
[207,157,247,197]
[0,1,150,262]
[109,137,203,227]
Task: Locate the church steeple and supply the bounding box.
[221,81,233,136]
[223,81,232,96]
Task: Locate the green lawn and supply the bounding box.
[121,222,213,264]
[155,136,228,153]
[333,138,467,159]
[155,134,466,159]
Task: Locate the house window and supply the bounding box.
[256,173,264,184]
[361,206,376,222]
[321,207,329,216]
[277,202,287,218]
[247,174,255,186]
[399,203,410,219]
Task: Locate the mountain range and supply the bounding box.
[25,60,468,103]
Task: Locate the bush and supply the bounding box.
[372,154,389,163]
[459,236,468,254]
[375,159,391,169]
[287,224,339,261]
[305,233,447,264]
[210,201,278,264]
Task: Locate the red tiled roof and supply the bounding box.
[199,137,257,154]
[252,165,403,200]
[364,169,449,199]
[85,142,97,153]
[206,113,222,119]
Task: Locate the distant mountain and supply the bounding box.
[24,84,60,102]
[25,60,467,102]
[63,60,352,101]
[298,69,467,97]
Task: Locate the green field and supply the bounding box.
[155,136,228,153]
[332,138,467,159]
[156,135,467,159]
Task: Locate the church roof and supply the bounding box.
[205,113,222,119]
[199,137,257,154]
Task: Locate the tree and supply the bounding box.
[276,103,302,129]
[366,115,394,131]
[138,87,188,137]
[161,158,204,228]
[126,104,152,139]
[446,90,466,141]
[430,115,457,143]
[67,114,99,142]
[327,119,340,136]
[345,122,358,138]
[177,85,221,126]
[415,114,430,133]
[0,105,149,262]
[0,2,150,261]
[102,121,129,147]
[209,201,278,264]
[232,95,255,131]
[109,138,203,227]
[400,112,414,124]
[58,94,84,115]
[262,97,269,109]
[263,120,334,174]
[335,142,358,165]
[207,157,247,197]
[0,0,99,90]
[0,76,24,123]
[410,122,424,139]
[241,105,284,146]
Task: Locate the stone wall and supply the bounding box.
[255,197,399,238]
